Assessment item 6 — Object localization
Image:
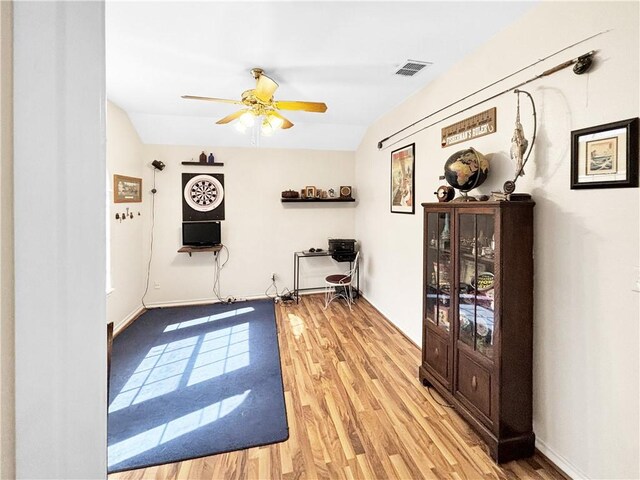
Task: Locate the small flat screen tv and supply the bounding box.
[182,221,221,247]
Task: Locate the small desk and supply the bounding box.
[178,245,223,257]
[293,250,359,303]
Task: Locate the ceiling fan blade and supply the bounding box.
[254,73,279,102]
[269,111,294,129]
[274,100,327,113]
[216,109,249,125]
[182,95,243,105]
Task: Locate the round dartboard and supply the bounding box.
[184,175,224,212]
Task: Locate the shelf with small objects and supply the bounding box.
[281,186,354,203]
[181,151,224,167]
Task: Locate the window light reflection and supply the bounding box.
[163,307,254,332]
[188,324,250,386]
[109,322,250,413]
[108,390,251,467]
[287,314,305,339]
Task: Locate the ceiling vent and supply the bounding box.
[394,60,432,77]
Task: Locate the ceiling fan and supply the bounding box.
[182,68,327,135]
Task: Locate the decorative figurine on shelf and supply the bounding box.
[199,151,207,163]
[281,189,299,199]
[478,229,486,249]
[435,185,455,202]
[440,216,450,248]
[208,153,215,164]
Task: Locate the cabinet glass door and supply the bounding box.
[457,213,496,358]
[425,212,452,334]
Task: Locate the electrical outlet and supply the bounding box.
[271,273,276,282]
[154,282,160,289]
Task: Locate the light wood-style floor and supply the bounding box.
[109,295,565,480]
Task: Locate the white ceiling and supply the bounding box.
[106,1,536,151]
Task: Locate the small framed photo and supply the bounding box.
[305,186,316,198]
[113,174,142,203]
[571,117,638,189]
[390,143,415,214]
[339,186,352,198]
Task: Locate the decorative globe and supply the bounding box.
[444,147,490,193]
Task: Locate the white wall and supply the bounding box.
[141,145,356,305]
[355,2,639,479]
[107,101,145,329]
[13,2,107,478]
[0,0,15,477]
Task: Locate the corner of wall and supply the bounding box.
[0,0,16,477]
[106,99,146,328]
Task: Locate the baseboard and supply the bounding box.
[141,293,274,310]
[113,295,280,337]
[535,438,585,480]
[360,295,421,351]
[113,305,145,337]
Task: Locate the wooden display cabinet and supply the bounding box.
[419,200,535,463]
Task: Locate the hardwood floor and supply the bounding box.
[109,295,565,480]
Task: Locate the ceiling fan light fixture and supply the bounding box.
[235,122,248,133]
[261,117,275,136]
[239,111,256,127]
[266,114,284,130]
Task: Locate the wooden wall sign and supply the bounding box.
[441,107,496,147]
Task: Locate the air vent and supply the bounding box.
[394,60,432,77]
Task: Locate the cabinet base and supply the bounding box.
[419,366,535,463]
[495,433,535,463]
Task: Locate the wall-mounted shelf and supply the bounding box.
[281,198,355,203]
[178,245,223,257]
[181,161,225,167]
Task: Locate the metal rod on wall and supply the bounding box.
[377,30,610,150]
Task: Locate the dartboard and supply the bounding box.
[184,175,224,212]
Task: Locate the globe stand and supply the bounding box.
[452,190,477,202]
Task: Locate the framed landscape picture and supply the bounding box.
[390,143,415,214]
[113,175,142,203]
[571,118,638,189]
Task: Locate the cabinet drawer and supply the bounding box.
[424,334,449,382]
[457,352,492,419]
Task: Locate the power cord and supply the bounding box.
[265,277,279,299]
[279,287,295,304]
[212,245,230,303]
[427,385,454,408]
[265,278,296,305]
[141,168,157,309]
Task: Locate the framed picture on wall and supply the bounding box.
[390,143,415,214]
[113,175,142,203]
[570,117,639,189]
[305,186,316,198]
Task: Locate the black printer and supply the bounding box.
[328,238,357,262]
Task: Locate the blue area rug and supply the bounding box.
[107,299,288,473]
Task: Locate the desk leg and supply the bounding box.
[293,253,299,304]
